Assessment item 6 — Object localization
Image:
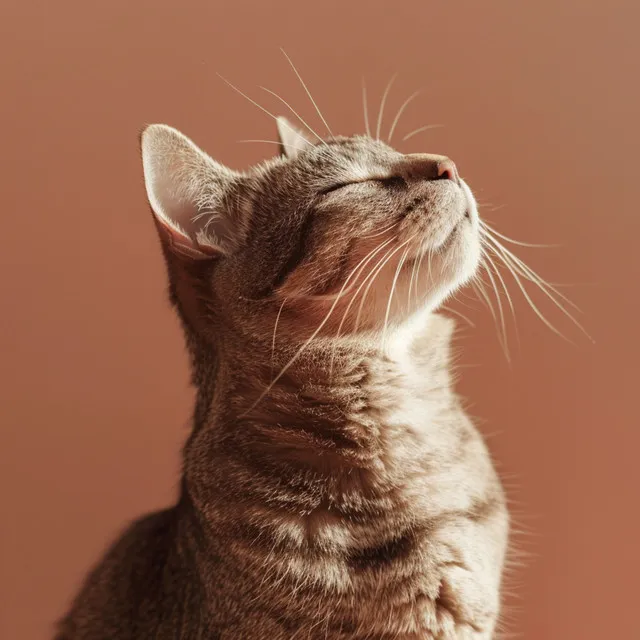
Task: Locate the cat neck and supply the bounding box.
[189,310,457,452]
[181,311,462,561]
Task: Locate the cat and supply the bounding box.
[55,115,509,639]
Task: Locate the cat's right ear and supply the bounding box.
[140,124,244,260]
[276,117,315,159]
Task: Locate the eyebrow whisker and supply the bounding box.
[376,73,397,140]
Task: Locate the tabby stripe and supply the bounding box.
[270,211,316,290]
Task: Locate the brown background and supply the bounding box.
[1,1,638,638]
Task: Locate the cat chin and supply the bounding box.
[434,212,481,276]
[440,182,482,289]
[420,235,481,312]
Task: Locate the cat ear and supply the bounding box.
[141,124,243,260]
[276,117,316,159]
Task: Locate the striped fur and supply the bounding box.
[56,122,508,639]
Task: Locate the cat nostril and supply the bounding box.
[437,159,459,183]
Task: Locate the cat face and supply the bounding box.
[140,119,481,341]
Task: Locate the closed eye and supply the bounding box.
[320,175,406,195]
[320,182,352,195]
[374,176,406,189]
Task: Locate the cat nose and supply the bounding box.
[436,159,459,182]
[402,154,460,184]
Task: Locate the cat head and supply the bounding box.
[140,119,481,348]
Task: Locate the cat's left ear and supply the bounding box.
[276,117,316,159]
[141,124,245,260]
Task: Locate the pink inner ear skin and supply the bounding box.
[153,217,218,261]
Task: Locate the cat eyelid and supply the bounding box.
[320,182,354,195]
[320,175,406,196]
[373,175,407,188]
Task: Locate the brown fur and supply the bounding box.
[55,120,508,639]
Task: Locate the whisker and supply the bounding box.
[483,227,592,342]
[456,288,483,310]
[281,48,334,137]
[407,251,419,309]
[387,90,421,143]
[483,240,574,342]
[382,245,411,344]
[402,123,445,142]
[482,229,580,312]
[245,236,395,412]
[501,252,591,341]
[411,248,428,307]
[482,245,520,350]
[441,305,476,328]
[481,254,510,359]
[472,277,499,325]
[482,245,517,322]
[376,73,397,140]
[362,78,372,138]
[290,233,397,303]
[544,281,597,288]
[480,220,559,248]
[361,222,399,239]
[271,297,287,369]
[427,247,434,290]
[218,73,308,145]
[329,237,397,374]
[333,243,399,350]
[355,238,414,331]
[476,204,507,214]
[259,86,324,143]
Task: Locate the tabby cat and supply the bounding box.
[55,115,509,639]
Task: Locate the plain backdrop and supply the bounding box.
[1,1,638,638]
